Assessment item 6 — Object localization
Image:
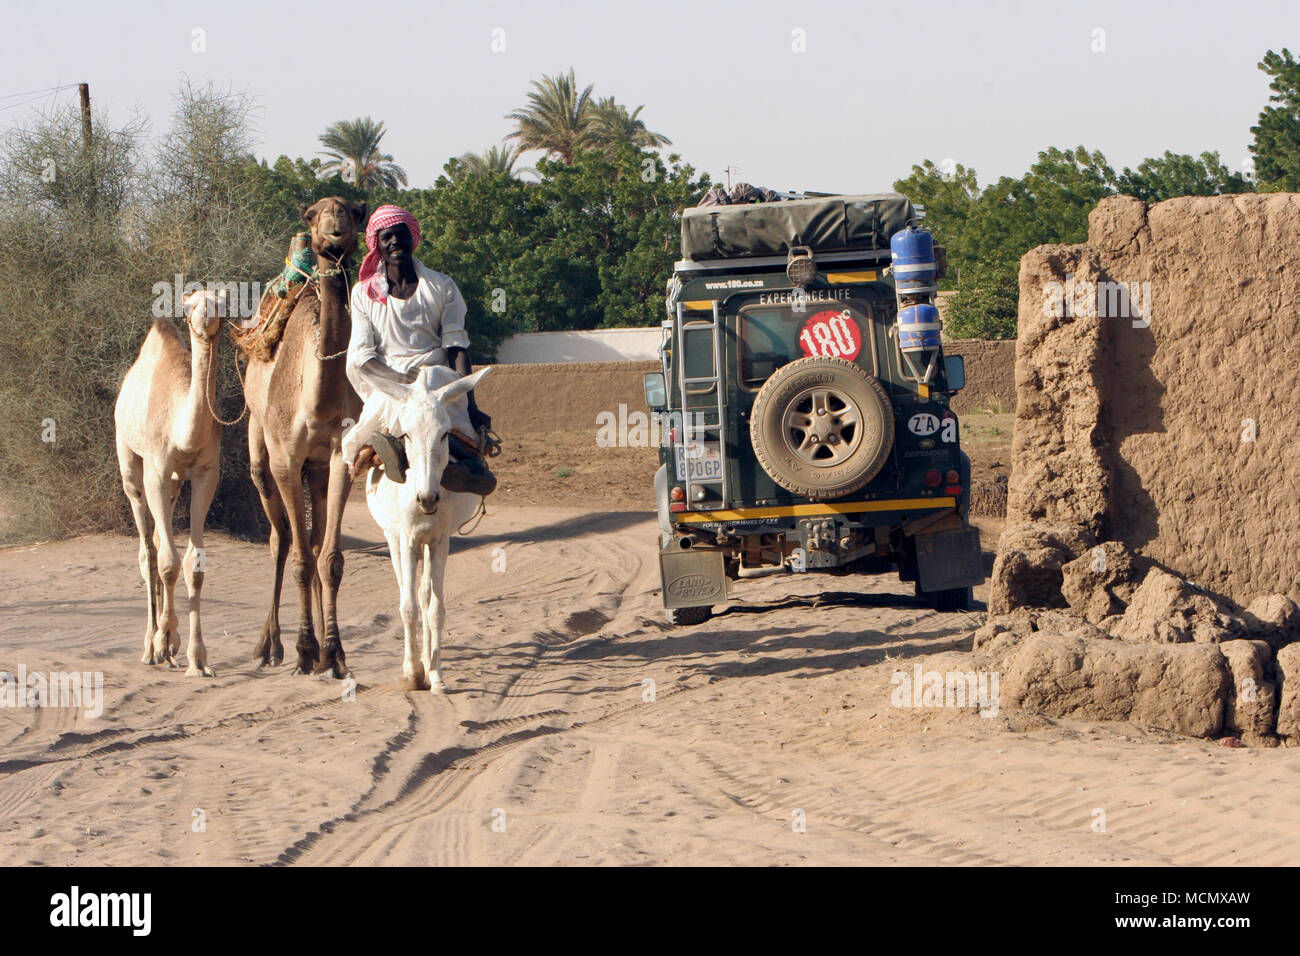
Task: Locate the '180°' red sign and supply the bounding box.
[798,309,862,361]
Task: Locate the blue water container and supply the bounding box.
[896,303,942,353]
[890,226,937,294]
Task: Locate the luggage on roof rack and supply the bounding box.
[680,192,916,262]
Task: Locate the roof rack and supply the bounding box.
[771,189,841,200]
[673,248,893,274]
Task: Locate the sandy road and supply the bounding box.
[2,505,1299,866]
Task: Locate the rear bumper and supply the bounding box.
[672,497,957,533]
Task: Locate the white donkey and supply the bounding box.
[344,365,491,691]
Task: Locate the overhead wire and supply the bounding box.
[0,84,79,114]
[0,84,77,101]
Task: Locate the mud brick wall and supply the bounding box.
[944,339,1016,414]
[1000,194,1300,606]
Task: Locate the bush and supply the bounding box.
[0,84,282,545]
[945,258,1020,339]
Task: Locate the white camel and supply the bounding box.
[344,365,491,691]
[114,289,228,676]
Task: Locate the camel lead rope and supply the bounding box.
[207,341,249,426]
[312,262,352,361]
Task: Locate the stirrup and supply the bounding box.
[479,425,503,458]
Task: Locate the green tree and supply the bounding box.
[504,69,597,163]
[237,154,364,242]
[358,145,708,356]
[517,146,708,331]
[1117,150,1253,202]
[447,144,534,183]
[945,258,1019,339]
[589,97,673,153]
[317,117,408,193]
[942,146,1115,339]
[1250,48,1300,191]
[892,159,980,283]
[964,146,1115,265]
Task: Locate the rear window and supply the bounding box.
[738,300,873,388]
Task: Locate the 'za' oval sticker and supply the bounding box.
[907,413,941,436]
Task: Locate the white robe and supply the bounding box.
[343,260,475,457]
[346,258,470,395]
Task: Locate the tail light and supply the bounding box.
[924,469,942,488]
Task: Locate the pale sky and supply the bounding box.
[3,0,1295,192]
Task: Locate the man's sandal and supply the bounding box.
[373,432,407,484]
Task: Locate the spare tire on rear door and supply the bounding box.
[749,356,894,500]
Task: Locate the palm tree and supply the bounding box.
[448,144,536,182]
[504,69,597,164]
[317,117,408,192]
[590,97,672,152]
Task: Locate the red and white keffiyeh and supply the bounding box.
[358,205,422,302]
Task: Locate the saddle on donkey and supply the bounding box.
[341,364,500,496]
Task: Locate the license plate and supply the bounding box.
[674,442,722,482]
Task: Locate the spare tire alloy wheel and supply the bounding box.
[750,357,893,500]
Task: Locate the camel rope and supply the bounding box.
[206,348,249,426]
[187,307,249,426]
[311,255,353,362]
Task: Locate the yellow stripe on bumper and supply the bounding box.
[826,270,878,283]
[675,497,956,523]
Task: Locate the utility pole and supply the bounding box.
[80,83,95,209]
[79,83,91,147]
[724,165,739,190]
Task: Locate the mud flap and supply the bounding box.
[914,525,984,592]
[660,549,727,609]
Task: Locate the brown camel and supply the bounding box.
[243,197,366,677]
[114,289,228,676]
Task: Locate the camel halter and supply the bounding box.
[311,251,353,362]
[187,307,250,427]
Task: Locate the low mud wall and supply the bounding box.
[475,361,658,437]
[476,340,1013,438]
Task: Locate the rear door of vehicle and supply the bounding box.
[726,282,897,507]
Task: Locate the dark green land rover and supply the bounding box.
[645,192,984,625]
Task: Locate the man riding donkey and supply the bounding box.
[346,204,498,493]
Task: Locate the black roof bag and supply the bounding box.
[680,192,916,261]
